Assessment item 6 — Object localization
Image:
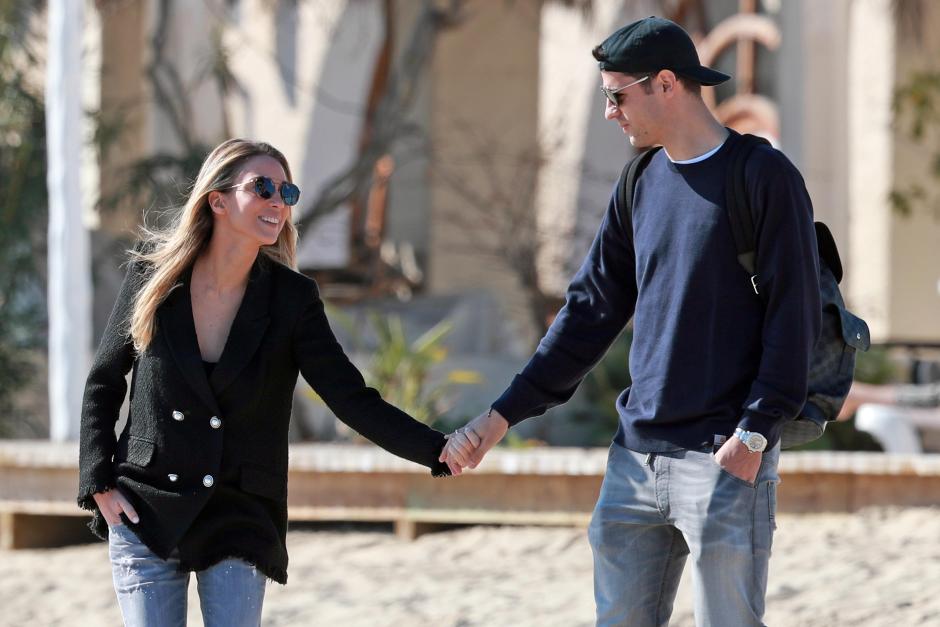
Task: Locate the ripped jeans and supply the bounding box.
[107,523,266,627]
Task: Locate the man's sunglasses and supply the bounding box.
[600,75,650,107]
[221,176,301,206]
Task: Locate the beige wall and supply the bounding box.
[535,0,658,296]
[385,0,433,261]
[97,0,148,236]
[888,1,940,341]
[96,1,387,268]
[428,0,541,352]
[89,0,940,345]
[776,0,939,343]
[148,0,226,150]
[846,0,940,343]
[777,0,851,250]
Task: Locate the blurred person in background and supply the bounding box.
[443,16,820,627]
[77,138,459,627]
[839,379,940,453]
[839,380,940,419]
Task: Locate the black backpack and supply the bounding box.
[616,133,871,448]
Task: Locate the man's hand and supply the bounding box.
[714,436,762,484]
[92,488,139,526]
[439,408,510,475]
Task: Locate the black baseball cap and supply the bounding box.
[593,16,731,86]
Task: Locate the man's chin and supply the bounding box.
[628,136,655,150]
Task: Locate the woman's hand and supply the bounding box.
[441,427,483,475]
[440,408,509,475]
[92,488,139,526]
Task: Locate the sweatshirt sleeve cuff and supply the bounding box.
[737,411,784,449]
[491,375,538,427]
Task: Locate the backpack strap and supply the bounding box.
[725,133,772,295]
[616,147,662,244]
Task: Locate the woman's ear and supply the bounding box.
[207,191,226,215]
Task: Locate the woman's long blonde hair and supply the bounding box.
[128,138,299,352]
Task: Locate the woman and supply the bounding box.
[77,139,457,626]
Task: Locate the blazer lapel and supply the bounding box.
[209,255,272,396]
[158,266,222,416]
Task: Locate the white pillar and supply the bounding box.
[46,0,92,441]
[847,0,895,340]
[535,0,658,295]
[855,404,923,454]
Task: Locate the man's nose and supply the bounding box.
[604,100,620,120]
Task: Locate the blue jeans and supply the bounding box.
[588,441,780,627]
[108,523,266,627]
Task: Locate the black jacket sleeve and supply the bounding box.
[77,251,147,509]
[292,285,450,476]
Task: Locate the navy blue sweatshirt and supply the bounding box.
[492,132,821,451]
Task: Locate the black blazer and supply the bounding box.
[77,250,449,583]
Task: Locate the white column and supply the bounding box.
[46,0,92,441]
[535,0,658,295]
[847,0,895,341]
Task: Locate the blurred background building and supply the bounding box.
[2,0,939,446]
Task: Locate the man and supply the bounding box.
[442,16,821,627]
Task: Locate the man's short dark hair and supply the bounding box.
[608,68,703,98]
[592,44,609,65]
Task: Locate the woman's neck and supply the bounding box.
[193,234,258,293]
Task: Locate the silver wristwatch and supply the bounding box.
[734,428,767,453]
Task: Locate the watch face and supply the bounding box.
[746,433,768,452]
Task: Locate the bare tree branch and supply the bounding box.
[430,128,574,337]
[297,0,465,236]
[148,0,196,151]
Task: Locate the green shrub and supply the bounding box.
[303,309,482,432]
[571,329,633,446]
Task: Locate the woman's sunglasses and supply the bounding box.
[222,176,301,206]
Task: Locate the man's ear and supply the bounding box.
[657,70,678,97]
[207,191,225,214]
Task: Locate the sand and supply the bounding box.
[1,507,938,626]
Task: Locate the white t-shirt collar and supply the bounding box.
[664,137,728,164]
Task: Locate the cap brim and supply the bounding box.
[677,65,731,86]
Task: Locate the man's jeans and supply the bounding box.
[108,523,267,627]
[588,441,780,627]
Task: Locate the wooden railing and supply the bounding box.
[2,441,940,548]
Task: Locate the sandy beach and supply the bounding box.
[1,506,938,626]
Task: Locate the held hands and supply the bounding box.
[439,408,509,475]
[714,436,762,484]
[440,411,763,482]
[92,488,139,526]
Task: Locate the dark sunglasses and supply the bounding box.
[600,75,650,107]
[222,176,301,206]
